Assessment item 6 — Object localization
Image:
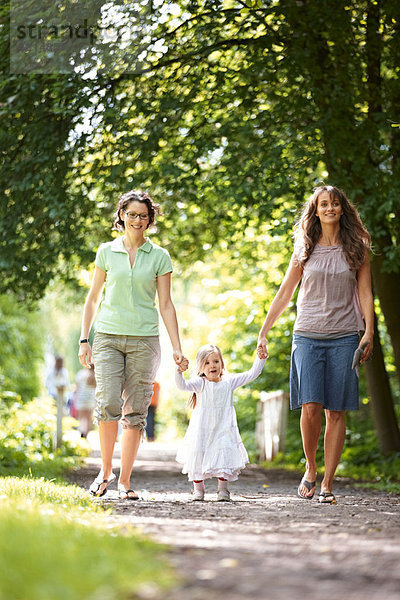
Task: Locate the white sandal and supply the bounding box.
[89,472,116,497]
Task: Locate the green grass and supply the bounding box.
[0,477,177,600]
[0,396,177,598]
[0,476,102,510]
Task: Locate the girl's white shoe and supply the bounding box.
[217,489,230,502]
[191,489,205,501]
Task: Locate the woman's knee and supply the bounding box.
[301,402,323,420]
[95,397,123,422]
[325,410,346,425]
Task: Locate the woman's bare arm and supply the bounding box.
[257,255,303,358]
[78,266,106,367]
[157,272,188,371]
[357,252,374,363]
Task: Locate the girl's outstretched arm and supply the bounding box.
[175,368,204,393]
[227,355,267,390]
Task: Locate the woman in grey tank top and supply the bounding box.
[257,185,373,504]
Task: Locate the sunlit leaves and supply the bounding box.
[2,0,400,304]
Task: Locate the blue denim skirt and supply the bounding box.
[290,334,359,411]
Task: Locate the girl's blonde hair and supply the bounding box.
[188,344,225,409]
[294,185,372,271]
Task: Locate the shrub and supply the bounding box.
[0,294,44,401]
[0,393,89,477]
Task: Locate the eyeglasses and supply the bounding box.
[123,210,149,221]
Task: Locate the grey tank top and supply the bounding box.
[293,244,364,336]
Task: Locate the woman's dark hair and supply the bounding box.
[113,190,162,231]
[294,185,372,271]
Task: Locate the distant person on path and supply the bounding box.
[78,190,188,500]
[257,185,373,504]
[145,380,160,442]
[74,365,96,438]
[176,344,266,501]
[45,355,70,403]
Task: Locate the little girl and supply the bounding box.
[175,344,267,501]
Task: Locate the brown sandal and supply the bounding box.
[318,491,337,504]
[297,476,316,499]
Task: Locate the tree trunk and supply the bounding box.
[363,313,400,454]
[371,257,400,387]
[365,0,400,385]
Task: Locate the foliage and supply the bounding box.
[375,299,400,402]
[339,442,400,486]
[39,285,89,380]
[354,480,400,495]
[0,2,106,301]
[0,393,89,477]
[2,1,400,295]
[66,0,400,267]
[0,478,176,600]
[0,294,43,400]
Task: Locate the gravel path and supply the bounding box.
[68,438,400,600]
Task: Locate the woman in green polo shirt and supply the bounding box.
[78,190,188,500]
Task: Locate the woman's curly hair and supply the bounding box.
[294,185,372,271]
[113,190,161,231]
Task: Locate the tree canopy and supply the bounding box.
[2,1,399,287]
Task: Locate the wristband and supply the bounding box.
[79,338,89,344]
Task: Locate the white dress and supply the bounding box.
[175,356,266,482]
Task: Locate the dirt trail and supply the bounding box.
[68,438,400,600]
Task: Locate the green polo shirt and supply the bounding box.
[94,236,173,336]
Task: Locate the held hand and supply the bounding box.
[78,342,92,368]
[257,336,269,359]
[173,351,189,372]
[177,358,189,373]
[359,333,373,363]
